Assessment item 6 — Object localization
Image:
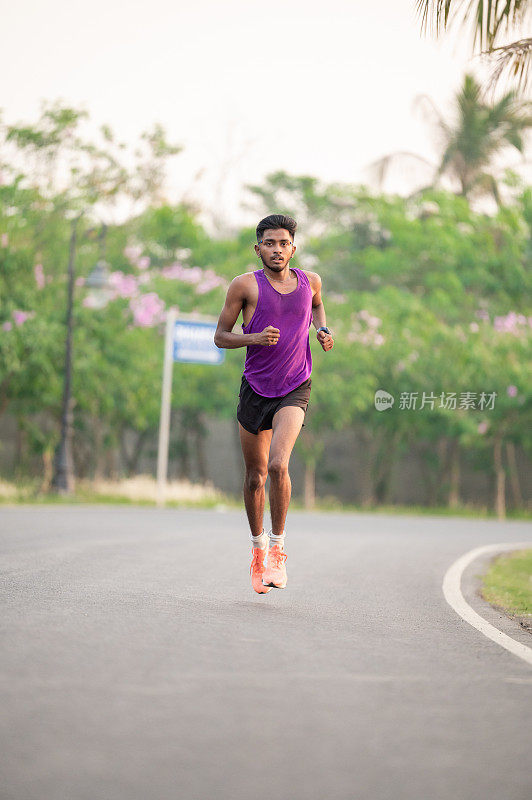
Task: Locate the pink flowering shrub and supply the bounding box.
[137,256,151,270]
[12,310,35,326]
[196,269,227,294]
[109,271,139,299]
[129,292,165,327]
[161,262,226,294]
[492,312,529,335]
[117,247,226,327]
[161,263,189,280]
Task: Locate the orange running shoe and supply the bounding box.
[250,547,272,594]
[262,545,287,589]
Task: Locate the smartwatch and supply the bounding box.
[317,326,331,335]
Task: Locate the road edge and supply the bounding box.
[442,542,532,667]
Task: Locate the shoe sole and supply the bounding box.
[262,580,287,589]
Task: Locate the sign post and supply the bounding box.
[156,313,224,507]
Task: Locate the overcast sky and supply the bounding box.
[1,0,523,228]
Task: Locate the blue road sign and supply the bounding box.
[173,320,224,365]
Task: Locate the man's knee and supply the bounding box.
[268,456,289,481]
[245,468,267,493]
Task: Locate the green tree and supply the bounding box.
[371,74,532,203]
[0,102,182,488]
[426,75,531,202]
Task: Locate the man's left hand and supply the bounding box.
[317,330,334,351]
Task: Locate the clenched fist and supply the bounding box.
[255,325,280,346]
[317,329,334,351]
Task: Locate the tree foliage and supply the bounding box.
[0,103,530,514]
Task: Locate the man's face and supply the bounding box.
[254,228,296,271]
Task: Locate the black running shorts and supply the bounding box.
[237,375,312,435]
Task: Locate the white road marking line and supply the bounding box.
[442,542,532,667]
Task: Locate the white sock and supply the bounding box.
[250,528,267,549]
[269,530,285,550]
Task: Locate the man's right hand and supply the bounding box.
[255,325,280,346]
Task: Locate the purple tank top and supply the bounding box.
[241,267,313,397]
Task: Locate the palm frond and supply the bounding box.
[416,1,532,50]
[489,1,532,46]
[364,152,436,192]
[412,94,451,137]
[415,0,454,36]
[485,37,532,93]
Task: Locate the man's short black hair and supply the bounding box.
[256,214,297,243]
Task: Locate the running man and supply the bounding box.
[214,214,334,594]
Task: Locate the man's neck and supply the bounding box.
[263,265,294,284]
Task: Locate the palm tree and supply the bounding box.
[431,73,532,201]
[416,0,532,92]
[368,74,532,203]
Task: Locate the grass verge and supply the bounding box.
[481,549,532,625]
[0,478,531,519]
[0,477,238,509]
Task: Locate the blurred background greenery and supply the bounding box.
[1,1,531,518]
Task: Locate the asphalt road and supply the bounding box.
[1,506,531,800]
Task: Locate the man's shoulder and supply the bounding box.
[232,270,258,284]
[229,271,258,293]
[299,269,321,291]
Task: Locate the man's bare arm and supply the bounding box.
[214,277,280,349]
[308,272,334,352]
